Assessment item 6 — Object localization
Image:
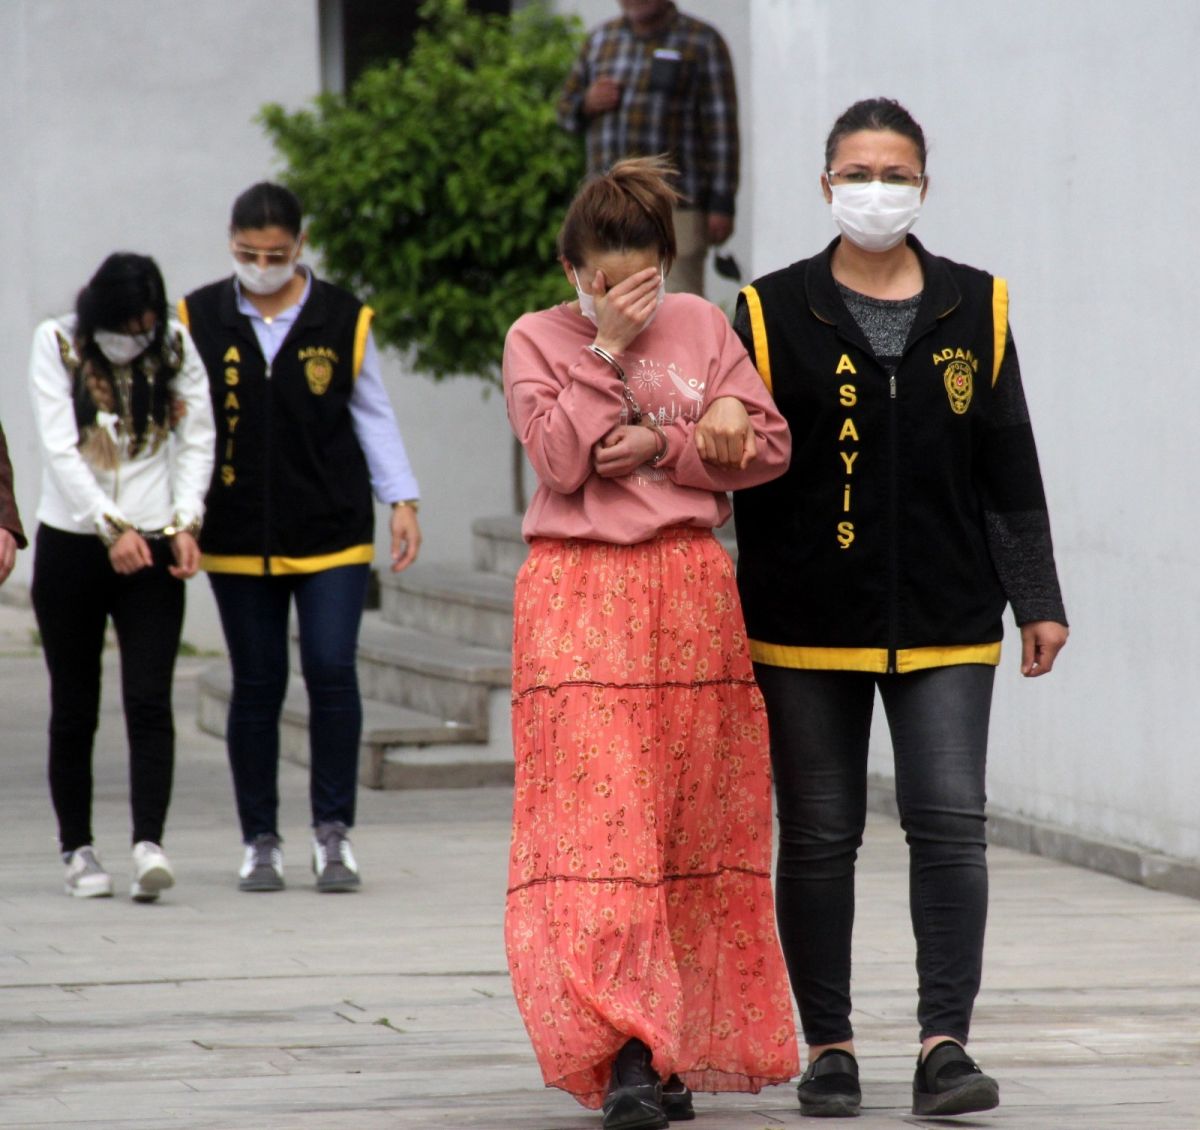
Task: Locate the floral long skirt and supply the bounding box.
[505,527,798,1109]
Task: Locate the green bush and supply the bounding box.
[259,0,585,390]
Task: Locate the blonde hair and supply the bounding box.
[558,155,680,270]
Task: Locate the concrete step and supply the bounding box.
[379,562,514,651]
[373,733,514,790]
[471,514,528,578]
[354,615,510,731]
[196,664,486,789]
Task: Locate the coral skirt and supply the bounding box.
[505,528,798,1108]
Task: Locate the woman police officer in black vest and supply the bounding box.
[180,183,421,894]
[694,99,1068,1118]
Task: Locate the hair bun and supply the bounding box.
[557,155,681,271]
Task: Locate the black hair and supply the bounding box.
[825,97,927,171]
[230,182,303,235]
[73,252,177,454]
[75,252,167,343]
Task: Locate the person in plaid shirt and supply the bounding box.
[557,0,739,298]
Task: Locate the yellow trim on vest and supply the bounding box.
[177,297,190,331]
[353,306,374,379]
[896,642,1001,673]
[750,640,1002,673]
[991,277,1008,387]
[751,641,890,672]
[270,545,375,573]
[200,553,266,576]
[202,544,375,576]
[739,285,772,394]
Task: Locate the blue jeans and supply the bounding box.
[754,663,995,1046]
[209,566,369,842]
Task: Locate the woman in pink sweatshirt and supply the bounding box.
[502,156,798,1130]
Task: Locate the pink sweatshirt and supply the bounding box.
[504,293,791,544]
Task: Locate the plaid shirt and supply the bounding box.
[557,3,739,215]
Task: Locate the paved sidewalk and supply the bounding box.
[1,602,1198,1129]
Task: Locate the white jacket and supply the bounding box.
[30,315,215,537]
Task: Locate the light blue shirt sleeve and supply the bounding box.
[350,331,420,503]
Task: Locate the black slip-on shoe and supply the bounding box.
[602,1039,668,1130]
[661,1073,695,1121]
[797,1048,861,1118]
[912,1040,999,1117]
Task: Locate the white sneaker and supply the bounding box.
[63,846,113,899]
[131,841,175,902]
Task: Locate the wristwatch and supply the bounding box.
[391,499,420,513]
[163,515,202,538]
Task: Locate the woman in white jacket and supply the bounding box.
[29,253,215,901]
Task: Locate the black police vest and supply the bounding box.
[733,238,1010,673]
[180,275,375,575]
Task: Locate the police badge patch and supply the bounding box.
[943,359,973,415]
[304,356,333,396]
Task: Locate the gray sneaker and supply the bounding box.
[312,822,361,892]
[238,833,284,892]
[63,846,113,899]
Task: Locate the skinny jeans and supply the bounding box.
[208,565,369,842]
[753,662,995,1046]
[32,524,184,853]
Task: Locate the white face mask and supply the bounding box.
[830,181,923,252]
[643,268,667,328]
[233,255,298,296]
[572,266,666,327]
[94,329,154,365]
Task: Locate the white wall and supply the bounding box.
[0,0,514,650]
[748,0,1200,862]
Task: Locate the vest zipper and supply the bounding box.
[262,361,272,574]
[886,367,899,673]
[882,304,949,671]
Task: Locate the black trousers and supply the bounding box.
[754,663,995,1046]
[32,524,185,854]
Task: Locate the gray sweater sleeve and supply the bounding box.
[979,327,1067,626]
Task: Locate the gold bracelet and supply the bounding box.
[100,513,133,547]
[391,499,420,513]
